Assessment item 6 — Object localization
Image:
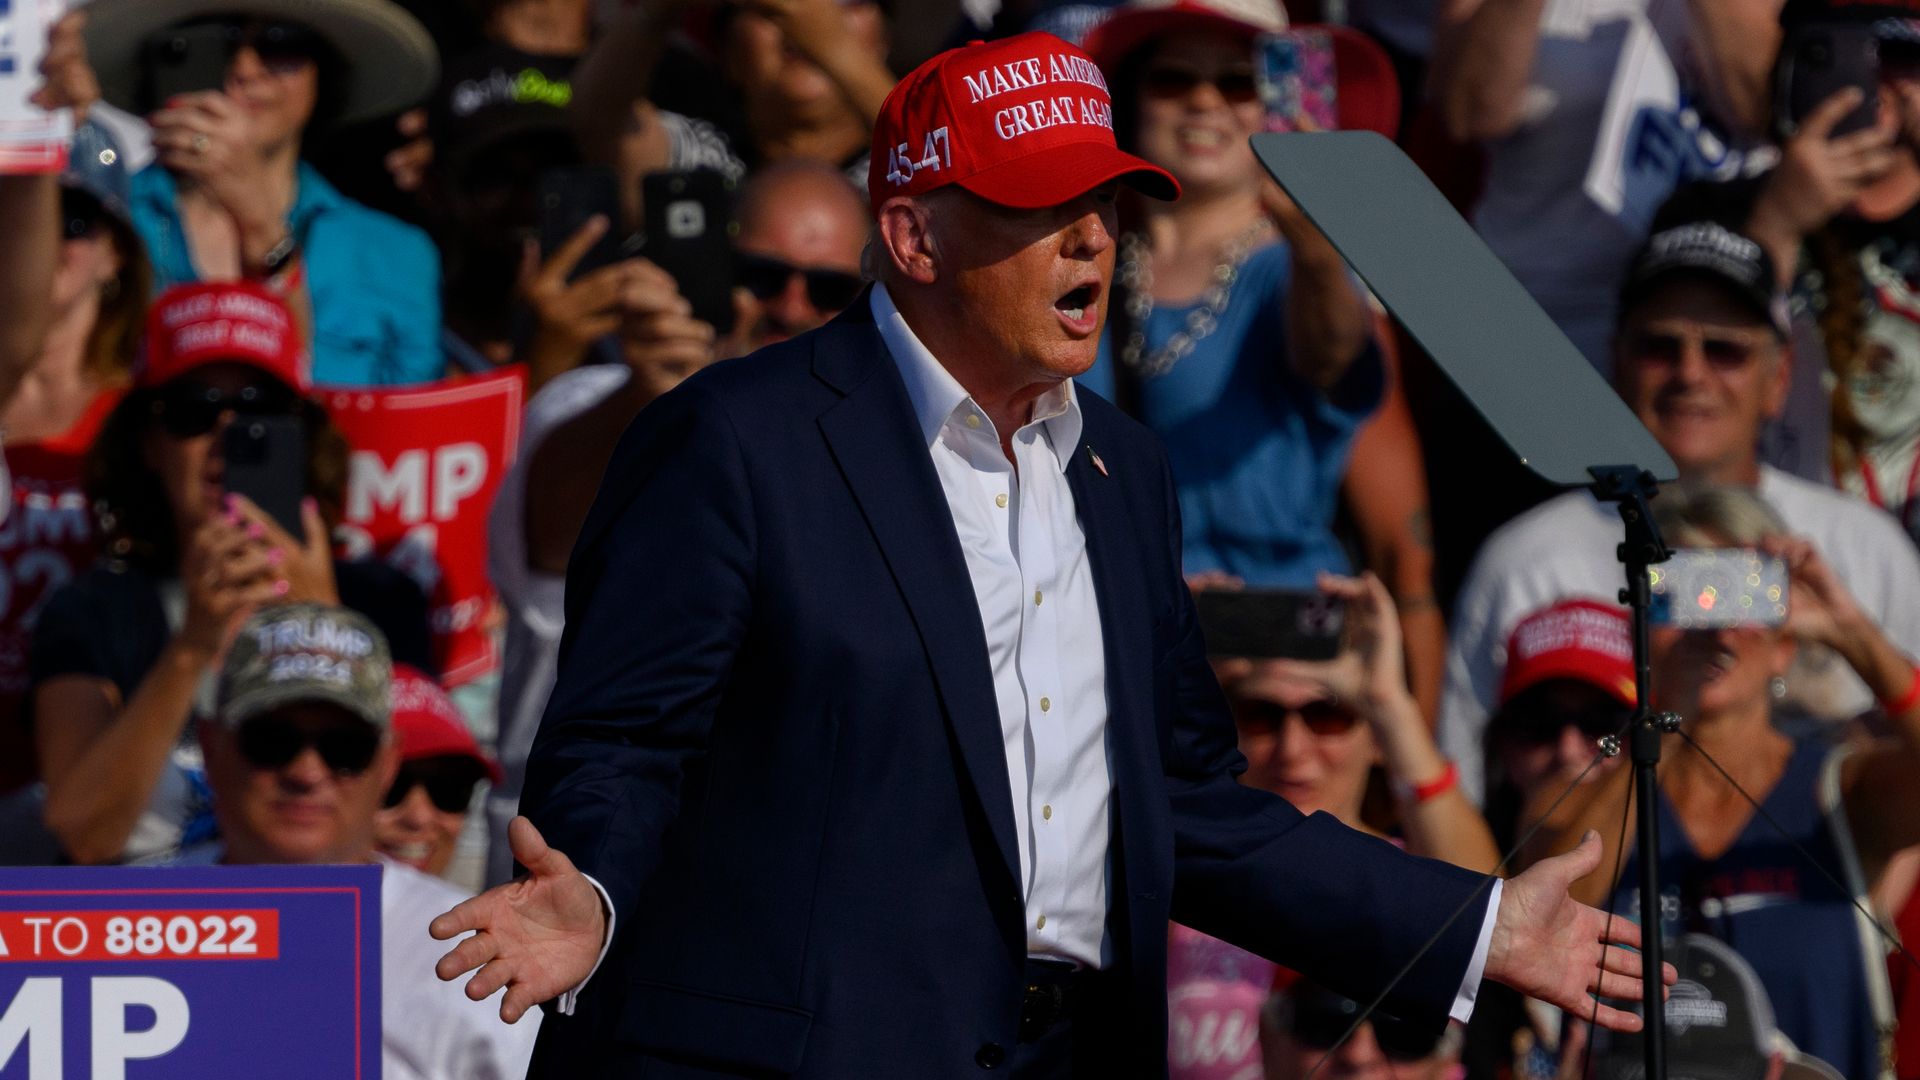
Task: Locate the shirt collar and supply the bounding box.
[869,283,1084,472]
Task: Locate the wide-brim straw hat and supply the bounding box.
[84,0,438,126]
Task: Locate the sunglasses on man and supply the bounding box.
[383,759,485,814]
[735,253,865,312]
[150,380,303,439]
[236,714,381,775]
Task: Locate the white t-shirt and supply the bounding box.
[485,364,631,886]
[382,857,541,1080]
[1439,467,1920,803]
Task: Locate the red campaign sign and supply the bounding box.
[0,909,280,961]
[320,370,524,687]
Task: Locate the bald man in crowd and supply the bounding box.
[731,160,870,352]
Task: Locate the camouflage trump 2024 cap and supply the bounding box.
[217,605,393,731]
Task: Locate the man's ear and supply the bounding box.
[1763,341,1793,421]
[874,196,940,286]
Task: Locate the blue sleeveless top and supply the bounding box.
[1613,739,1881,1079]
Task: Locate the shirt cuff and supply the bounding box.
[1449,878,1502,1025]
[554,873,617,1016]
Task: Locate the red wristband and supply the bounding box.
[1883,667,1920,716]
[1401,761,1459,805]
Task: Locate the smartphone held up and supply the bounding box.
[1648,548,1788,630]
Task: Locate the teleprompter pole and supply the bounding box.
[1588,465,1675,1080]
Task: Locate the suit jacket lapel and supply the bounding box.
[812,311,1024,899]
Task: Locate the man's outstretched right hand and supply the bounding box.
[431,816,608,1023]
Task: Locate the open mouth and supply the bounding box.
[1056,282,1098,324]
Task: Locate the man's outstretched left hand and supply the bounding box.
[1486,830,1675,1032]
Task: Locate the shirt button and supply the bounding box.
[1035,914,1047,929]
[1042,804,1053,820]
[1040,697,1051,713]
[1033,589,1043,606]
[966,413,982,429]
[995,493,1008,508]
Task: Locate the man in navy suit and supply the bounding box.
[433,31,1662,1078]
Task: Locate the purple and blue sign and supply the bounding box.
[0,864,380,1079]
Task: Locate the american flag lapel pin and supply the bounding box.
[1088,445,1108,477]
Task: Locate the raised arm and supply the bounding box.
[1429,0,1549,143]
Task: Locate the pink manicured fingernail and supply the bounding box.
[273,579,290,597]
[303,497,318,514]
[267,548,284,567]
[246,522,265,540]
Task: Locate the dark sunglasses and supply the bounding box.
[150,380,302,439]
[1139,66,1260,105]
[172,17,327,70]
[1237,698,1363,737]
[60,189,109,242]
[1284,985,1441,1062]
[735,253,864,312]
[1498,703,1628,747]
[236,716,381,775]
[1625,329,1765,370]
[383,760,483,814]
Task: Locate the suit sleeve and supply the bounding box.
[1150,448,1491,1038]
[520,378,756,929]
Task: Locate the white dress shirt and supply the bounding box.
[873,284,1115,968]
[566,285,1499,1020]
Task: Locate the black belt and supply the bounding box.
[1019,958,1095,1044]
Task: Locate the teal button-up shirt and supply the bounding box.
[131,162,444,387]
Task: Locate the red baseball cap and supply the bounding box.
[1499,599,1637,709]
[1081,0,1403,139]
[389,663,502,783]
[139,282,311,393]
[868,31,1180,213]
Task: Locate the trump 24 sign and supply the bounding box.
[0,864,379,1079]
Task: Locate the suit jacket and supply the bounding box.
[521,297,1491,1078]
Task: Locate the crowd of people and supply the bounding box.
[5,0,1920,1075]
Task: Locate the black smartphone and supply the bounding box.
[536,166,626,280]
[1779,22,1880,138]
[143,23,232,106]
[1194,588,1345,660]
[222,415,308,538]
[642,169,738,335]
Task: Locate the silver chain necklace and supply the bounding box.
[1116,220,1272,378]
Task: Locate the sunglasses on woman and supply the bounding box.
[236,715,381,775]
[150,380,302,439]
[735,253,865,312]
[1495,701,1629,747]
[1282,984,1441,1061]
[60,189,109,241]
[1139,65,1260,105]
[383,760,484,814]
[1234,698,1363,737]
[171,17,327,72]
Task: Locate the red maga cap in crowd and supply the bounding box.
[140,282,311,393]
[1499,599,1637,709]
[390,663,502,783]
[868,30,1180,213]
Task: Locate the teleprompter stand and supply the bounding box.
[1250,130,1684,1078]
[1588,465,1677,1080]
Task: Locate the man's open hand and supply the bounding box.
[1486,831,1676,1032]
[430,817,607,1023]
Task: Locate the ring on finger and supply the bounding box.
[191,134,210,155]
